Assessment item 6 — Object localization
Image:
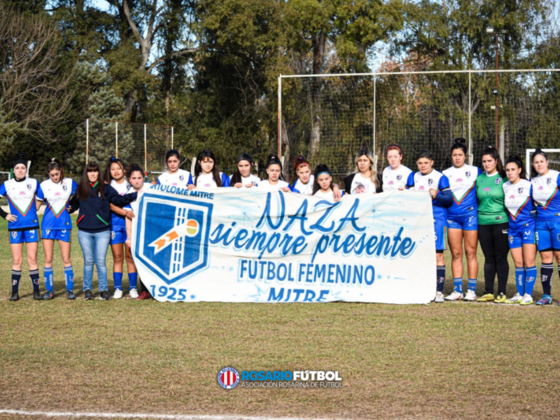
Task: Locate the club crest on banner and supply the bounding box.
[134,192,213,285]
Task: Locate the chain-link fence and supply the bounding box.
[279,69,560,183]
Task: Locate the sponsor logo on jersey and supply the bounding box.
[495,178,502,184]
[27,183,32,190]
[179,175,184,181]
[134,193,212,284]
[396,175,402,181]
[62,184,67,191]
[518,188,523,194]
[465,171,471,178]
[456,178,463,182]
[509,195,515,200]
[428,179,434,185]
[547,178,552,184]
[217,367,240,390]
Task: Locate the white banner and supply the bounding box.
[131,186,436,304]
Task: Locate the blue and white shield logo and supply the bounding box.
[134,192,213,285]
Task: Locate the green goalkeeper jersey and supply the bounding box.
[476,172,508,225]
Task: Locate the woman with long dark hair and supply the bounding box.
[530,149,560,305]
[69,162,137,300]
[475,147,509,303]
[443,138,481,301]
[230,153,261,188]
[503,155,537,305]
[189,150,230,189]
[158,149,192,187]
[40,158,78,300]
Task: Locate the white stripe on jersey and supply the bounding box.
[503,179,532,216]
[256,180,290,190]
[41,178,74,214]
[531,169,560,206]
[382,165,412,192]
[158,169,191,187]
[292,175,315,195]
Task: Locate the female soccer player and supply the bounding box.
[407,150,453,303]
[530,149,560,305]
[0,155,44,301]
[40,158,78,300]
[104,158,131,299]
[290,156,314,195]
[158,149,192,187]
[443,138,481,301]
[475,147,509,303]
[382,144,412,192]
[189,150,230,189]
[69,162,137,301]
[312,165,342,201]
[503,156,537,305]
[230,153,261,188]
[256,155,290,190]
[343,149,380,194]
[124,164,152,300]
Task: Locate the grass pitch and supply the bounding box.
[1,217,560,419]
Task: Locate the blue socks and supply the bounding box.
[515,267,525,295]
[436,266,445,292]
[11,270,21,293]
[114,272,123,291]
[453,278,463,293]
[525,266,537,296]
[468,278,477,292]
[129,272,138,289]
[64,266,74,291]
[44,267,54,292]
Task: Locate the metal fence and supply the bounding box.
[278,69,560,179]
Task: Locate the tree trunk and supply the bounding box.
[310,30,325,159]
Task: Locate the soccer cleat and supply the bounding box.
[66,290,76,300]
[113,289,123,299]
[9,292,19,301]
[137,291,151,300]
[33,290,42,300]
[129,288,139,299]
[84,289,93,300]
[464,290,478,301]
[520,293,534,306]
[494,293,506,304]
[477,293,495,302]
[42,291,54,300]
[536,294,552,306]
[100,290,111,301]
[435,291,444,303]
[505,293,523,304]
[445,291,463,301]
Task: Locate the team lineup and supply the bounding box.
[0,142,558,305]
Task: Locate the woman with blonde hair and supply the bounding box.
[343,149,380,194]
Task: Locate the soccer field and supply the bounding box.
[1,217,560,419]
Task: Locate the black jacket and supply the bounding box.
[69,184,137,233]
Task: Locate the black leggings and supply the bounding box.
[478,222,510,294]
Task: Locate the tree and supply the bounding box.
[0,1,74,143]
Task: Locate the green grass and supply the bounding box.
[1,216,560,419]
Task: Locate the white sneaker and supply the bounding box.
[445,291,463,301]
[129,288,139,299]
[506,293,523,304]
[464,290,477,301]
[435,291,444,303]
[113,289,123,299]
[520,293,534,306]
